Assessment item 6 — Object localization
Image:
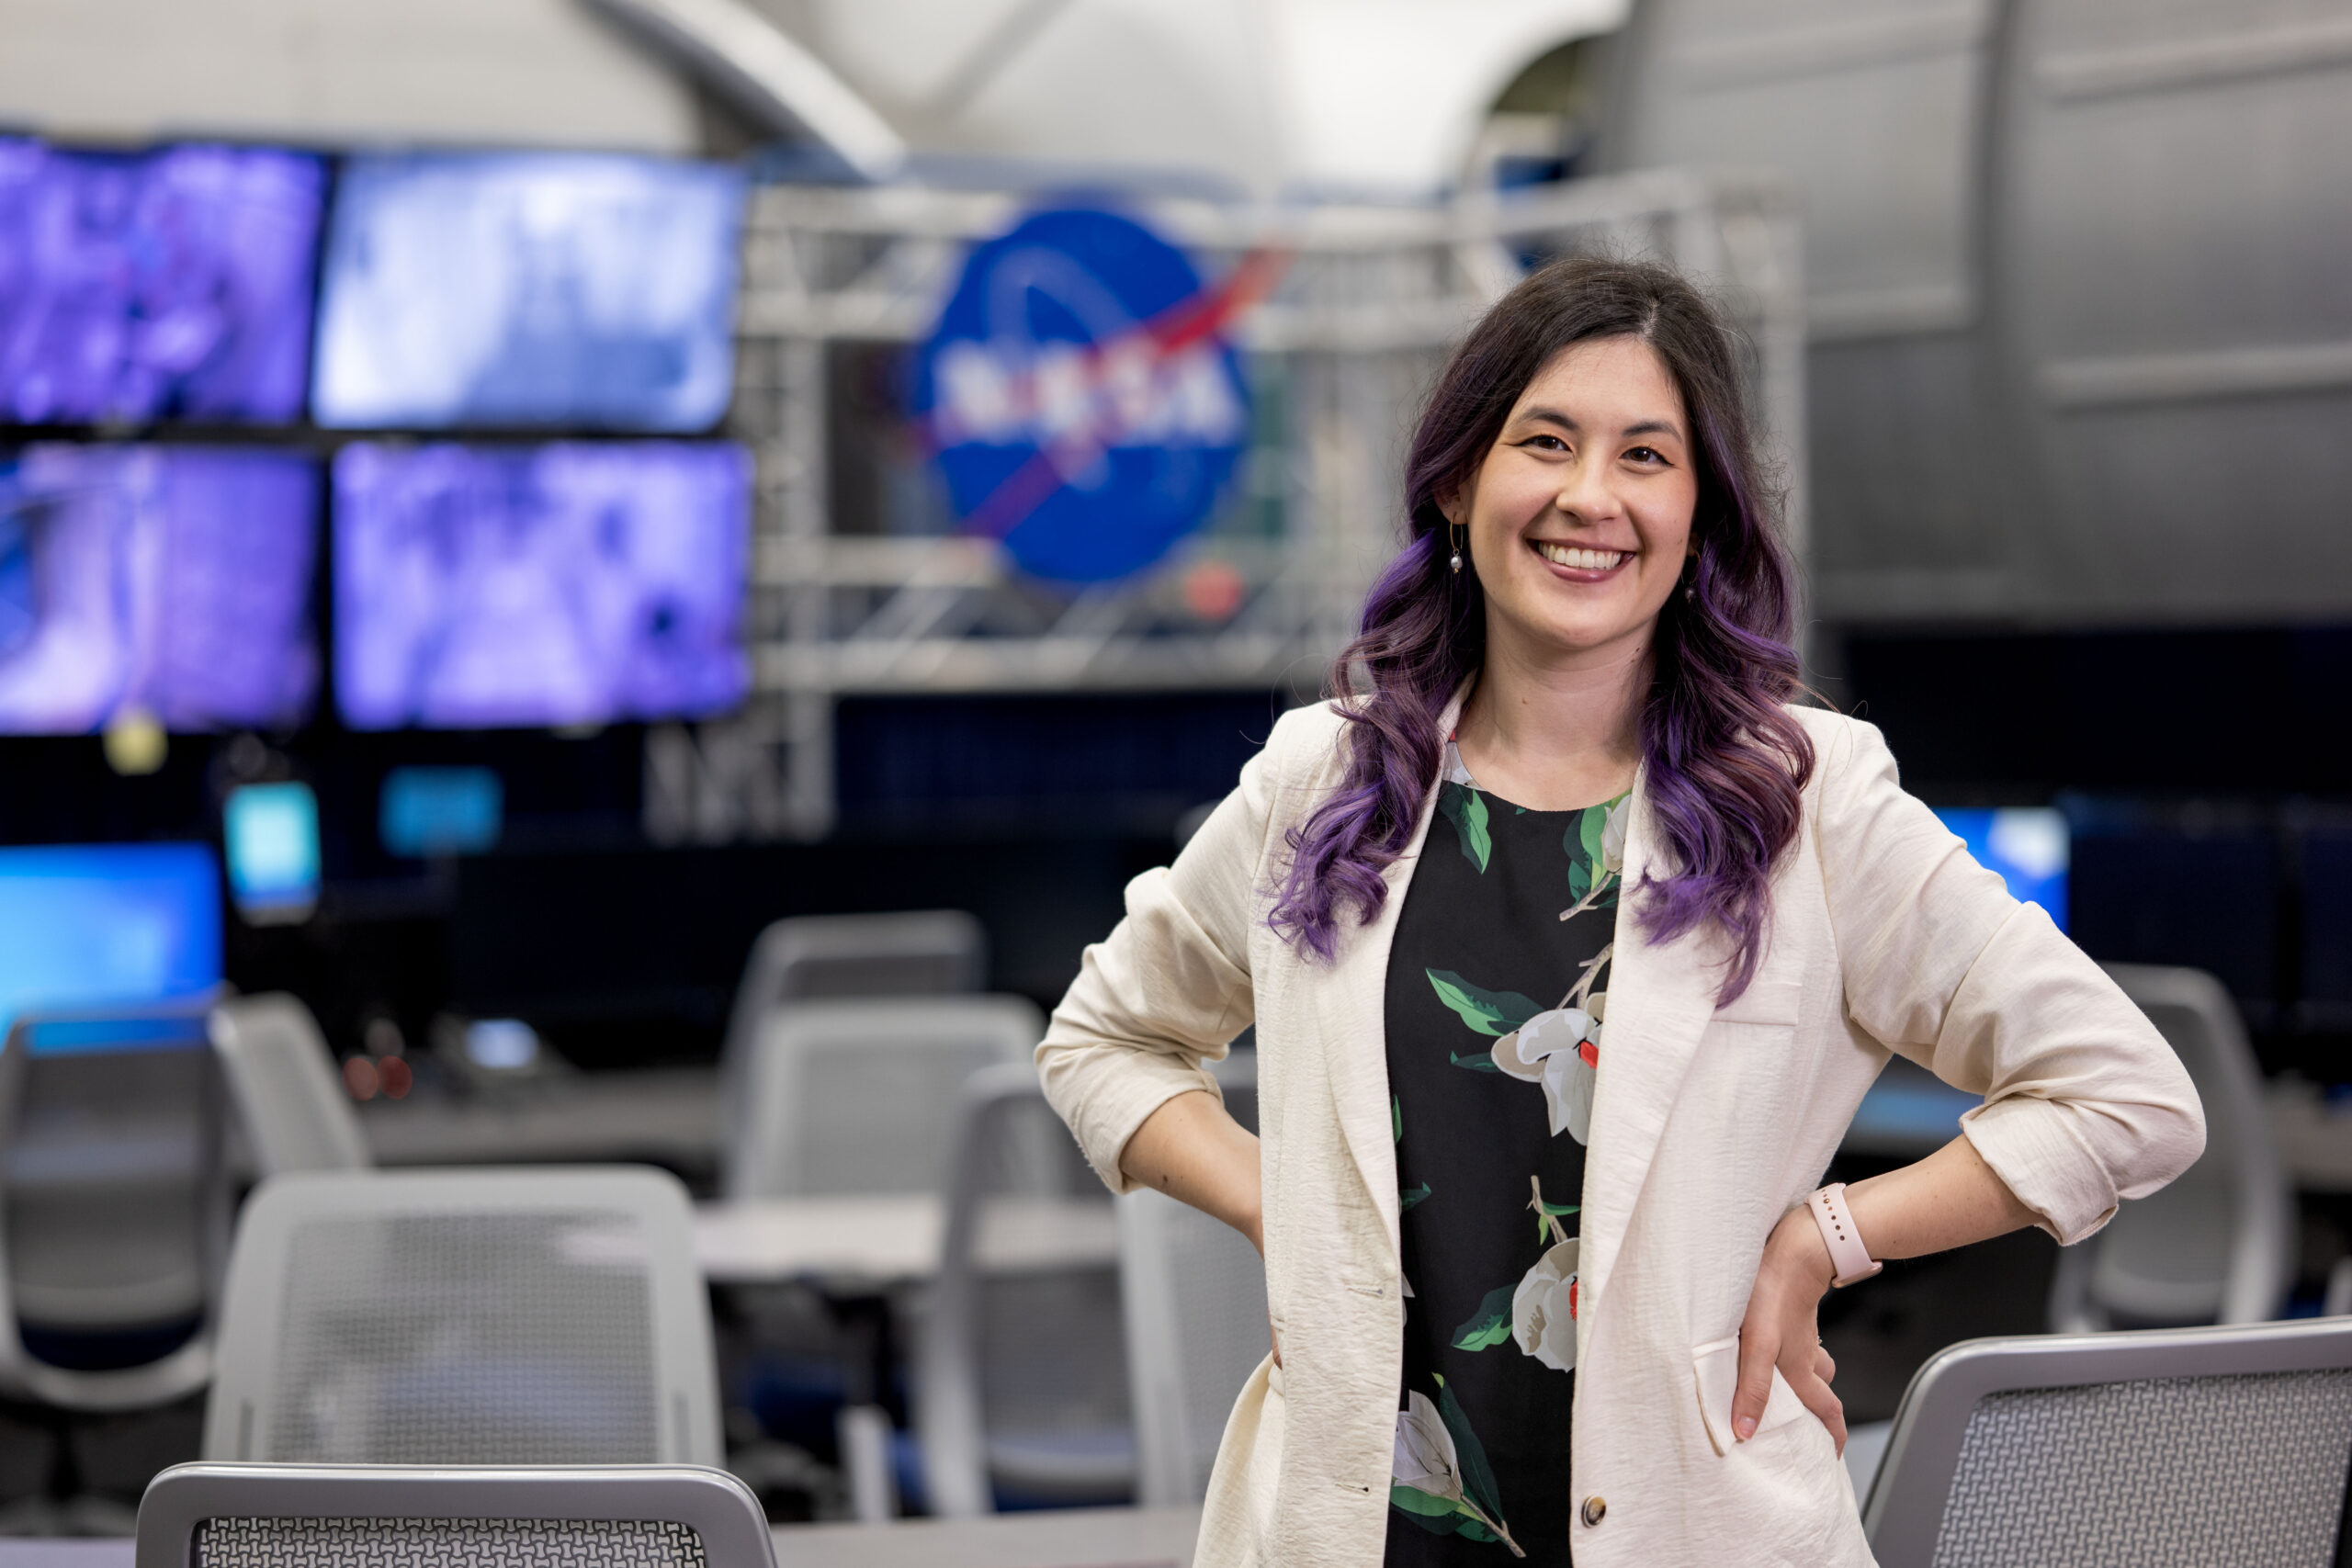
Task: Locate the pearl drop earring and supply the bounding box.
[1449,523,1464,576]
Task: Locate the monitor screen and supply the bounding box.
[0,445,321,733]
[312,152,745,433]
[0,842,221,1046]
[334,440,751,729]
[223,780,321,922]
[0,140,325,426]
[1937,807,2070,933]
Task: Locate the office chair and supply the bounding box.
[0,1005,227,1414]
[208,995,369,1178]
[2047,964,2296,1330]
[1119,1060,1266,1506]
[1862,1316,2352,1568]
[137,1461,775,1568]
[717,910,987,1176]
[722,994,1041,1201]
[919,1063,1131,1517]
[201,1167,721,1465]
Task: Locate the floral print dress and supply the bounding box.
[1383,739,1627,1563]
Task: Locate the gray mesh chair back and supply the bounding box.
[2048,964,2295,1330]
[919,1063,1131,1517]
[202,1168,720,1466]
[138,1462,776,1568]
[0,1004,226,1411]
[209,995,369,1177]
[1120,1065,1266,1506]
[718,911,987,1174]
[1862,1316,2352,1568]
[724,994,1041,1200]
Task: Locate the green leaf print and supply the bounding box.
[1578,799,1609,867]
[1433,1375,1509,1528]
[1401,1181,1432,1212]
[1449,1050,1502,1074]
[1438,782,1493,873]
[1425,970,1543,1037]
[1451,1284,1517,1351]
[1533,1200,1580,1244]
[1392,1095,1402,1144]
[1389,1483,1460,1520]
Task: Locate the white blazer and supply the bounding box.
[1038,694,2204,1566]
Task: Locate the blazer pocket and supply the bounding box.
[1709,976,1803,1027]
[1691,1336,1815,1457]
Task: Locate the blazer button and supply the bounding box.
[1581,1495,1607,1528]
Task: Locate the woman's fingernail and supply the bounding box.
[1734,1416,1757,1441]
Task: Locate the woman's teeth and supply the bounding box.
[1535,543,1628,570]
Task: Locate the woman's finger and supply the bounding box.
[1731,1325,1778,1441]
[1813,1345,1837,1385]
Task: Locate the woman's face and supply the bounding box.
[1446,335,1700,668]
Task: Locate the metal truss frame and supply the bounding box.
[645,168,1804,841]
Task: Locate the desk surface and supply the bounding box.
[695,1194,1121,1286]
[0,1507,1201,1568]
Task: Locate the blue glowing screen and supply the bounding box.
[0,445,320,733]
[0,843,221,1046]
[224,781,321,919]
[0,140,325,425]
[334,440,751,730]
[381,766,503,857]
[1936,807,2070,933]
[312,152,745,432]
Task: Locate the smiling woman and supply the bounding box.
[1035,256,2205,1567]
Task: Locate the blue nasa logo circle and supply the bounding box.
[911,207,1250,584]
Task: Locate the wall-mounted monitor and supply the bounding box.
[0,842,221,1047]
[0,141,325,426]
[312,152,745,433]
[1936,807,2070,933]
[223,780,321,923]
[0,446,320,733]
[334,440,751,730]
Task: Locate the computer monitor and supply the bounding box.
[0,842,222,1048]
[0,445,321,733]
[0,140,325,426]
[311,152,746,433]
[223,781,321,923]
[334,440,752,730]
[1936,807,2070,933]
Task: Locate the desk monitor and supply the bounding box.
[334,440,751,730]
[0,445,320,733]
[223,781,321,923]
[312,152,745,433]
[0,140,324,426]
[1936,807,2069,933]
[0,842,221,1049]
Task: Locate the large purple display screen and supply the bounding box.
[0,446,321,732]
[334,442,751,730]
[0,141,325,425]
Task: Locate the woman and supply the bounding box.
[1037,256,2203,1565]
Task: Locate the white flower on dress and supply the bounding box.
[1511,1236,1581,1373]
[1600,795,1630,873]
[1490,1006,1599,1144]
[1392,1391,1464,1504]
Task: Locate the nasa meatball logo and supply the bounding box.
[912,207,1269,584]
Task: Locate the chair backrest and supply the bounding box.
[209,995,370,1177]
[1863,1316,2352,1568]
[1120,1063,1266,1507]
[919,1062,1129,1517]
[2049,964,2295,1330]
[724,994,1041,1200]
[202,1167,721,1466]
[137,1462,776,1568]
[0,1004,226,1411]
[718,911,987,1173]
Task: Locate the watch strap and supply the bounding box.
[1807,1182,1883,1288]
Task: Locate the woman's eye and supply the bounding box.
[1625,446,1666,465]
[1521,434,1569,452]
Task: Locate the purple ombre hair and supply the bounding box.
[1269,255,1815,1002]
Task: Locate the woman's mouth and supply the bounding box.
[1532,541,1630,574]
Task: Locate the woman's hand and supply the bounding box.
[1733,1206,1845,1454]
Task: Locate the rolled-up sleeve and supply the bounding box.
[1036,705,1306,1191]
[1810,713,2207,1243]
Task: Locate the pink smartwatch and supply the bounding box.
[1806,1183,1882,1288]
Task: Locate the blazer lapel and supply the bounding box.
[1314,683,1472,1269]
[1576,773,1724,1315]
